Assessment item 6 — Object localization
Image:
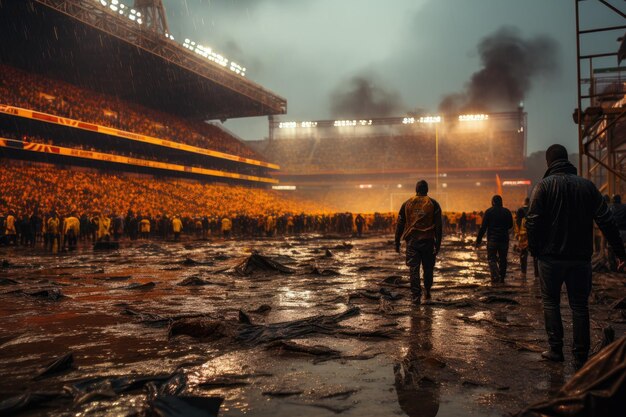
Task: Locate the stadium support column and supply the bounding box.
[268,115,275,142]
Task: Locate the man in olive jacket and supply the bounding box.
[526,144,626,368]
[395,180,443,304]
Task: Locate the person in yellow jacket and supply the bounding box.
[46,212,61,252]
[221,216,232,239]
[5,211,17,245]
[139,217,151,240]
[63,213,80,250]
[96,212,111,242]
[172,216,183,241]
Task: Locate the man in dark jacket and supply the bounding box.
[475,195,514,283]
[395,180,443,304]
[526,144,626,368]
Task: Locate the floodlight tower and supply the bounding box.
[134,0,170,35]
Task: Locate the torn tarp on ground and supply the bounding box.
[234,253,295,276]
[517,336,626,417]
[169,307,360,345]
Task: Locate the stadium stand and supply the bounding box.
[0,64,263,160]
[255,129,524,174]
[0,161,323,219]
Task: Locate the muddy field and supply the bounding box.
[1,235,625,416]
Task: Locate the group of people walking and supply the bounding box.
[395,144,626,370]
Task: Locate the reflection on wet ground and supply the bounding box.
[1,235,625,416]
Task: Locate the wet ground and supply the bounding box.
[1,235,625,416]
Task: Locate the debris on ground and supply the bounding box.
[517,336,626,417]
[35,352,74,380]
[169,307,362,345]
[234,253,295,276]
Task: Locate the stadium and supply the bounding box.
[2,1,626,417]
[0,0,532,218]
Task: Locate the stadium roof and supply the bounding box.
[0,0,287,121]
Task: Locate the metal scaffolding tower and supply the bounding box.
[576,0,626,196]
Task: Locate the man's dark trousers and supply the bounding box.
[487,242,509,282]
[406,238,435,298]
[538,258,592,362]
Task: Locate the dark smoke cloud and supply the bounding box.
[330,76,404,118]
[439,26,560,114]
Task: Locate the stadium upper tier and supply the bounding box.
[252,129,525,175]
[0,64,270,163]
[0,0,286,120]
[0,136,277,184]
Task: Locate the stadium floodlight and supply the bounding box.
[459,114,489,122]
[397,184,403,188]
[272,185,297,190]
[100,0,107,6]
[359,184,373,189]
[418,116,441,124]
[334,120,357,127]
[110,4,118,11]
[475,182,481,186]
[402,117,415,124]
[442,183,448,188]
[278,122,297,129]
[137,18,142,24]
[300,121,317,128]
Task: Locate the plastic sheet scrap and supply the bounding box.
[517,335,626,417]
[169,307,360,345]
[234,253,295,276]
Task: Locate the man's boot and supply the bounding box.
[424,290,431,300]
[541,348,564,362]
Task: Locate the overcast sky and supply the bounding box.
[163,0,623,154]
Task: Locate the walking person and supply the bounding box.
[475,195,513,283]
[515,197,537,278]
[355,214,365,238]
[395,180,443,305]
[526,144,626,369]
[459,212,467,239]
